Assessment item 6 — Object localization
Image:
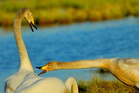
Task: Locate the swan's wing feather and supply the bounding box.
[15,77,67,93]
[116,58,139,70]
[5,78,15,93]
[4,72,36,93]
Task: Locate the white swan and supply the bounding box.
[37,58,139,92]
[5,8,78,93]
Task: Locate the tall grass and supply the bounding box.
[0,0,139,27]
[78,77,135,93]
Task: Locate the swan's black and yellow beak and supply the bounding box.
[29,22,37,32]
[37,70,47,76]
[36,65,49,76]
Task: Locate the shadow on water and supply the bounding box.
[0,16,139,92]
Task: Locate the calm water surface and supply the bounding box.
[0,17,139,92]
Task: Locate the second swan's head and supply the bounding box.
[17,8,37,32]
[36,61,58,76]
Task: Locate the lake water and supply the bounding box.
[0,16,139,92]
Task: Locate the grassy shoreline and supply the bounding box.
[78,77,135,93]
[0,0,139,28]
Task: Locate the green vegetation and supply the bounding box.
[78,77,135,93]
[0,0,139,27]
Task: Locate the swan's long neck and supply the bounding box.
[57,59,115,70]
[13,14,33,72]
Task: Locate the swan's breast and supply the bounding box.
[110,58,139,86]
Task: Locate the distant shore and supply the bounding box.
[0,0,139,28]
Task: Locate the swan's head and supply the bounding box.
[36,61,58,76]
[18,8,37,32]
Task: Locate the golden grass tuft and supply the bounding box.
[88,10,103,21]
[78,77,135,93]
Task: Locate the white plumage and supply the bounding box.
[5,8,78,93]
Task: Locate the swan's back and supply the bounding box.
[15,77,68,93]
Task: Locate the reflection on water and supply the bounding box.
[0,16,139,92]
